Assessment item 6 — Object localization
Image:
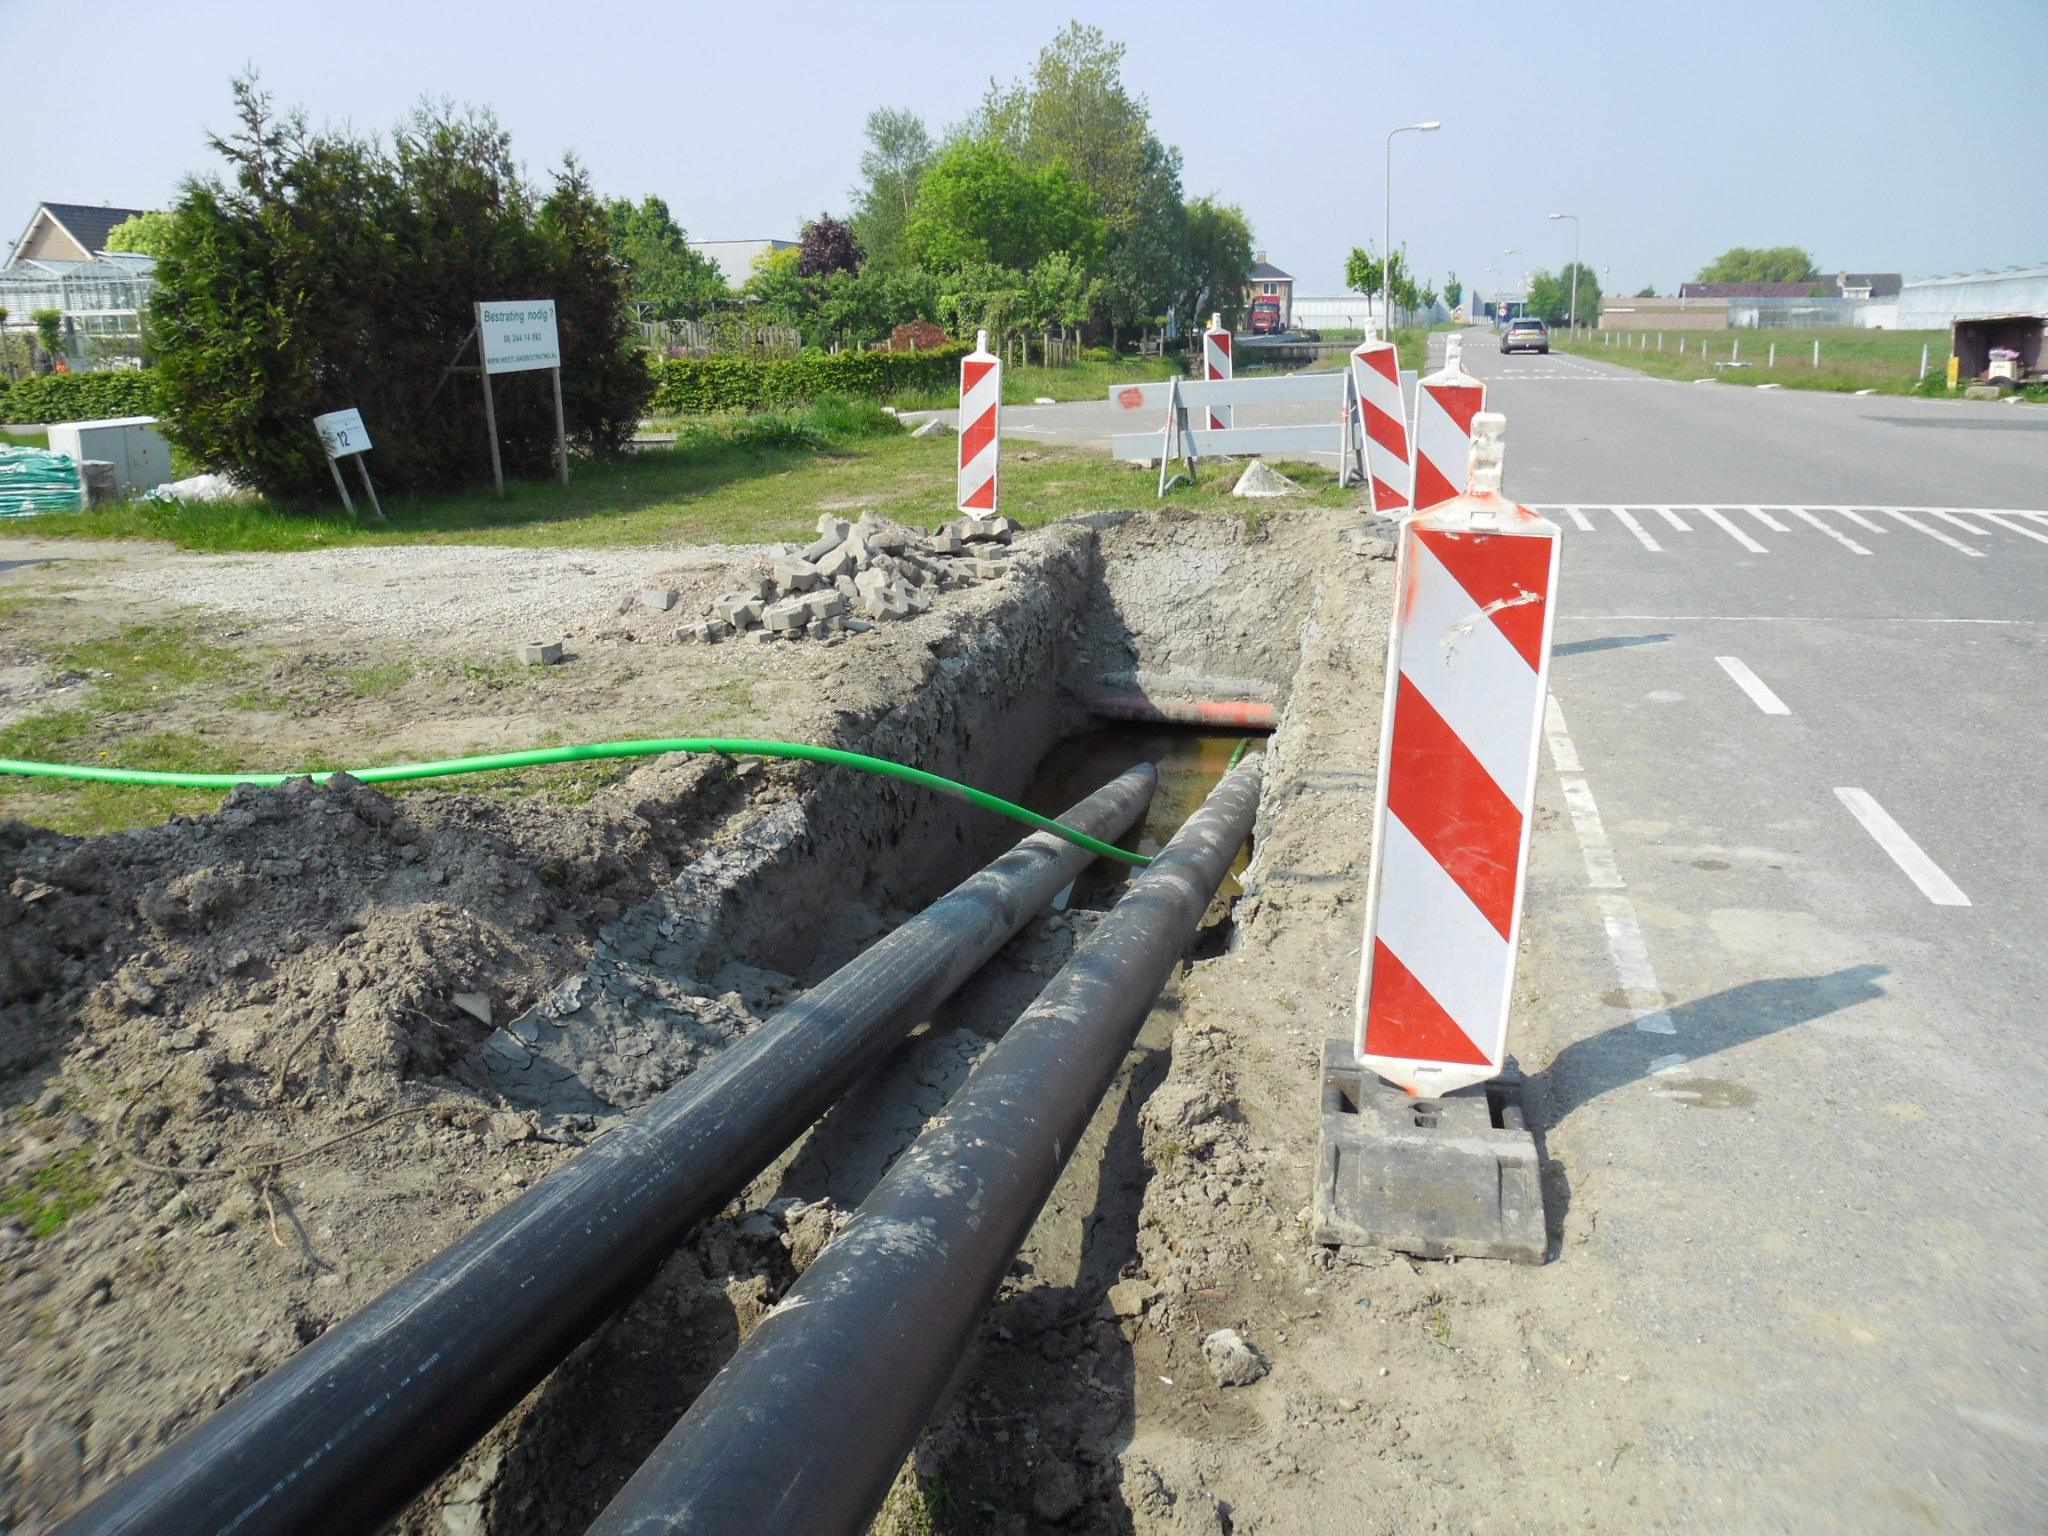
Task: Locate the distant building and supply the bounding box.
[7,201,150,265]
[1678,281,1826,300]
[687,238,796,291]
[2,202,158,369]
[1831,272,1901,300]
[1896,265,2048,331]
[1247,254,1294,328]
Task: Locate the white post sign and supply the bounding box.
[473,299,569,495]
[477,301,561,375]
[313,408,371,459]
[309,407,385,522]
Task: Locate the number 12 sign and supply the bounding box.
[313,408,371,460]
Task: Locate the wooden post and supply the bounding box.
[475,302,506,499]
[353,455,388,522]
[324,447,359,521]
[550,366,569,486]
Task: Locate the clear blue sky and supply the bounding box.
[5,0,2044,301]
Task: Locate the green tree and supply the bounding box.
[1695,247,1821,287]
[149,76,648,500]
[105,210,176,256]
[1177,197,1254,331]
[905,139,1101,273]
[1344,244,1422,320]
[851,107,934,268]
[31,309,64,358]
[1525,264,1601,326]
[1634,284,1658,298]
[1444,271,1463,309]
[605,196,727,320]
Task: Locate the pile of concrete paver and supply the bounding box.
[675,510,1022,644]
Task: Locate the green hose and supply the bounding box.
[0,738,1153,867]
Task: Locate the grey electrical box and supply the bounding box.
[45,416,172,498]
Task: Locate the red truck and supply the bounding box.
[1248,297,1284,335]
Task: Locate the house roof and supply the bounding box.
[1249,260,1292,282]
[1833,272,1901,298]
[9,202,152,265]
[1678,281,1825,299]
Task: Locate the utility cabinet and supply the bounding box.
[45,416,172,497]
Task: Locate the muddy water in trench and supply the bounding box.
[1018,723,1264,902]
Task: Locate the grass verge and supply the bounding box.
[1552,327,1952,395]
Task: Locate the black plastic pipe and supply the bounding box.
[586,754,1264,1536]
[54,766,1159,1536]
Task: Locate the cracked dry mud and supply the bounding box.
[2,507,1658,1536]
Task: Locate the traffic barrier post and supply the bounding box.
[1203,313,1233,432]
[1349,333,1411,512]
[1355,412,1561,1098]
[1410,334,1488,512]
[957,329,1001,513]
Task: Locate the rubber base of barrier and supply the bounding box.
[1312,1039,1547,1265]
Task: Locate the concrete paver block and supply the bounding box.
[641,588,678,612]
[518,641,563,666]
[763,595,812,632]
[771,555,822,593]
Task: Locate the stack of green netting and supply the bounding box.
[0,446,83,518]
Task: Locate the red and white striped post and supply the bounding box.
[1202,313,1233,432]
[1349,333,1410,513]
[1355,413,1561,1097]
[1410,333,1487,512]
[957,328,1001,514]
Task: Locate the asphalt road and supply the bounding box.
[1460,331,2048,1529]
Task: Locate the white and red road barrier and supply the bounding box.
[1411,333,1487,513]
[957,328,1001,514]
[1203,313,1233,432]
[1355,413,1561,1097]
[1349,333,1411,513]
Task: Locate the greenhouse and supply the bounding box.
[0,252,157,369]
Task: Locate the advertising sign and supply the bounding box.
[477,301,561,375]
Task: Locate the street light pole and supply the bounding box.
[1550,213,1581,332]
[1384,121,1440,334]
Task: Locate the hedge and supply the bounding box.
[648,345,972,414]
[0,370,166,425]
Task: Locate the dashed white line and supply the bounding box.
[1715,656,1791,714]
[1612,508,1664,552]
[1563,506,1596,532]
[1833,508,1889,532]
[1652,506,1693,531]
[1546,695,1674,1033]
[1698,507,1768,552]
[1743,505,1792,532]
[1884,510,1987,556]
[1788,507,1872,554]
[1834,788,1970,906]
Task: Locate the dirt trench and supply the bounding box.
[0,507,1383,1535]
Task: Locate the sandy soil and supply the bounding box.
[0,507,1664,1536]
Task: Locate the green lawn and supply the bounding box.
[8,396,1366,556]
[1553,327,1951,395]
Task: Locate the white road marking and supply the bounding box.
[1743,505,1792,532]
[1883,510,1987,557]
[1928,509,1994,538]
[1715,656,1792,714]
[1787,507,1872,554]
[1833,508,1888,532]
[1652,506,1692,531]
[1545,694,1675,1033]
[1564,506,1595,532]
[1612,508,1663,551]
[1698,507,1768,552]
[1978,512,2048,546]
[1834,788,1971,906]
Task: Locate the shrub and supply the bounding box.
[0,370,165,424]
[148,78,650,501]
[648,344,971,414]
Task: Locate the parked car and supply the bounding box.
[1500,317,1550,354]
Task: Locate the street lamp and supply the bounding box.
[1549,213,1581,332]
[1503,249,1525,316]
[1384,121,1440,332]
